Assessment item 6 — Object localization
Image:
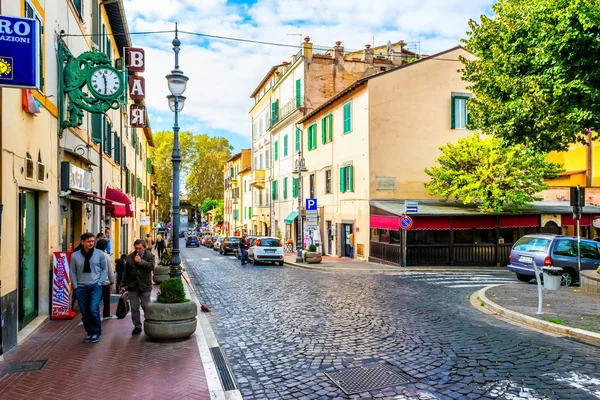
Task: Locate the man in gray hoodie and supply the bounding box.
[70,232,107,343]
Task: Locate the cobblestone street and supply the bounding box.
[183,244,600,400]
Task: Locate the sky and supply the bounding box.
[123,0,495,152]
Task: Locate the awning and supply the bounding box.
[284,211,299,224]
[412,217,451,230]
[499,215,539,228]
[222,222,229,230]
[452,216,497,230]
[562,215,591,226]
[64,190,106,206]
[370,215,400,230]
[105,187,134,217]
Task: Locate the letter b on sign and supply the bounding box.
[126,48,145,72]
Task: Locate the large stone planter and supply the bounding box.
[581,270,600,295]
[143,301,198,340]
[153,266,171,284]
[305,251,322,264]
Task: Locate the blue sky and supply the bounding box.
[124,0,495,152]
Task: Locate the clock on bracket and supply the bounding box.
[88,65,124,100]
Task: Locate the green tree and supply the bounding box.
[213,200,224,224]
[186,135,232,207]
[199,198,219,216]
[461,0,600,152]
[424,133,563,212]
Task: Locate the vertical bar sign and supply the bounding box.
[51,252,76,320]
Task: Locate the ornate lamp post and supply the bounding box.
[295,152,308,263]
[165,24,188,279]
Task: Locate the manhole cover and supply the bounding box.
[4,360,48,374]
[325,364,410,395]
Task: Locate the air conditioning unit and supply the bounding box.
[25,156,34,180]
[37,162,46,182]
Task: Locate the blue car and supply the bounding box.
[185,235,200,247]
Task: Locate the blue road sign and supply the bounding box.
[405,201,418,214]
[306,198,318,211]
[399,216,413,230]
[166,221,173,230]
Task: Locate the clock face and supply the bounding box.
[88,67,123,99]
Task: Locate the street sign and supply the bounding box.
[166,221,173,230]
[399,215,413,230]
[306,198,318,211]
[405,201,418,214]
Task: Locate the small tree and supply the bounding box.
[424,133,563,213]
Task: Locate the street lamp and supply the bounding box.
[295,152,308,263]
[165,23,189,279]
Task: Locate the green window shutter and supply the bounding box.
[283,177,288,199]
[125,169,130,194]
[295,79,302,108]
[349,165,354,192]
[292,177,297,198]
[122,145,127,169]
[274,141,279,161]
[295,128,301,152]
[271,180,276,200]
[114,132,120,164]
[92,113,102,143]
[321,117,326,144]
[343,102,352,133]
[451,95,456,129]
[340,167,346,193]
[284,135,288,157]
[271,100,279,124]
[249,206,252,218]
[328,114,333,142]
[308,126,312,150]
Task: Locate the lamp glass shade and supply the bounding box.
[166,72,189,96]
[167,95,186,112]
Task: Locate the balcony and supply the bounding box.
[249,169,266,189]
[230,177,238,186]
[269,98,302,129]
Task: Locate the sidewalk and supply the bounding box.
[0,286,210,400]
[479,283,600,345]
[283,252,510,274]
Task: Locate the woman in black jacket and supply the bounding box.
[115,254,127,293]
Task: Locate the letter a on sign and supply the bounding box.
[128,76,145,100]
[126,48,145,73]
[130,105,146,127]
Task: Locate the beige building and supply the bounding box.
[249,37,408,244]
[223,150,251,236]
[0,0,154,353]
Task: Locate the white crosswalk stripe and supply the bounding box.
[393,272,518,289]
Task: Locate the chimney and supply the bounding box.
[363,44,374,64]
[334,41,344,63]
[302,36,313,58]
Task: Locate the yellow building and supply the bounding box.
[223,150,251,236]
[0,0,154,353]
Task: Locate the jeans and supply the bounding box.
[75,284,102,335]
[101,284,111,318]
[128,289,151,329]
[240,248,248,265]
[349,246,354,259]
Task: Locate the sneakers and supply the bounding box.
[89,334,101,343]
[132,327,142,335]
[83,335,92,343]
[102,315,113,320]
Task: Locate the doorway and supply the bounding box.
[19,190,39,330]
[326,221,333,255]
[341,223,353,258]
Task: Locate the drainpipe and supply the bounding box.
[587,128,593,187]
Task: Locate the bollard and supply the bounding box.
[532,261,543,315]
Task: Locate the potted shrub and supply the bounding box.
[144,278,198,340]
[305,243,322,264]
[154,249,172,283]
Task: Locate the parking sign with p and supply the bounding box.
[306,198,317,211]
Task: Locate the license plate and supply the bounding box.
[519,256,533,263]
[264,249,276,253]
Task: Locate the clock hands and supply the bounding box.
[102,74,108,94]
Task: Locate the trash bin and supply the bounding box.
[542,267,563,290]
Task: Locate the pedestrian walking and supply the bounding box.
[70,232,107,343]
[121,239,156,335]
[95,239,114,319]
[155,234,166,258]
[115,254,126,293]
[145,234,154,250]
[240,234,249,266]
[349,231,354,259]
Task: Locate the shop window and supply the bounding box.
[380,229,390,243]
[474,229,496,244]
[370,228,380,242]
[454,229,474,244]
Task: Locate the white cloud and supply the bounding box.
[124,0,494,140]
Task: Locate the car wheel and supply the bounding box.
[561,269,575,287]
[253,258,260,266]
[278,261,284,266]
[516,274,532,283]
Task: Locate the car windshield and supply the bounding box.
[229,238,240,243]
[260,238,281,247]
[513,236,551,253]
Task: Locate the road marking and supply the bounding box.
[431,280,516,285]
[202,258,210,261]
[397,273,517,289]
[447,283,516,288]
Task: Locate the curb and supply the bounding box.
[477,284,600,347]
[284,261,510,275]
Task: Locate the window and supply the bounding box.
[274,141,279,161]
[25,1,43,90]
[295,128,301,153]
[91,113,102,143]
[265,148,270,168]
[272,180,278,200]
[103,118,112,157]
[283,134,288,157]
[340,165,354,193]
[249,206,252,219]
[292,177,298,198]
[343,101,352,134]
[283,177,288,199]
[254,155,257,168]
[295,79,302,107]
[321,114,333,144]
[581,242,600,260]
[514,237,551,253]
[259,152,264,169]
[451,94,470,129]
[91,0,99,48]
[325,169,332,194]
[71,0,84,18]
[307,123,317,151]
[271,100,279,125]
[113,133,120,164]
[309,174,315,198]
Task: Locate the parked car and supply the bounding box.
[248,237,284,266]
[507,234,600,286]
[211,236,219,249]
[201,235,212,247]
[185,235,200,248]
[220,237,240,255]
[213,236,224,252]
[234,236,257,260]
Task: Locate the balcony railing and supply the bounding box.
[249,169,266,189]
[270,98,301,128]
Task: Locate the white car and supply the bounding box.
[248,237,284,266]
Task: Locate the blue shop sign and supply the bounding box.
[0,15,40,89]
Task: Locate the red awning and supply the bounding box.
[412,217,451,230]
[561,215,591,226]
[452,216,497,230]
[105,187,134,217]
[499,215,539,228]
[370,215,400,230]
